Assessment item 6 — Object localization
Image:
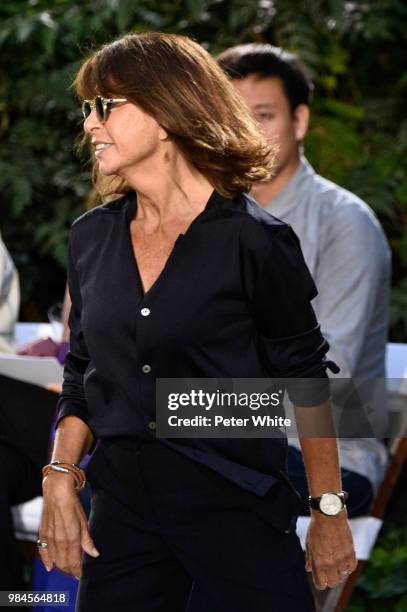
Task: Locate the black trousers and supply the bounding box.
[0,442,42,590]
[77,439,315,612]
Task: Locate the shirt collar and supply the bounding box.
[265,155,316,217]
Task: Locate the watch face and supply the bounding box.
[319,493,343,516]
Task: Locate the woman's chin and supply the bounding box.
[97,162,118,177]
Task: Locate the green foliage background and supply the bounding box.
[0,0,406,333]
[0,1,406,608]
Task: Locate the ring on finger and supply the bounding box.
[338,569,351,576]
[37,538,48,549]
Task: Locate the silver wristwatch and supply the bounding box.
[309,491,348,516]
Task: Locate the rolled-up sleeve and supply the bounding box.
[56,233,91,427]
[248,225,338,405]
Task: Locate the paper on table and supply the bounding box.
[0,353,63,388]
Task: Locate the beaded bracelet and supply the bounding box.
[42,461,86,491]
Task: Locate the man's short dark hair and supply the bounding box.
[217,43,313,113]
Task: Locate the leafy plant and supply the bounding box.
[348,521,407,610]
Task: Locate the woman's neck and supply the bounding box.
[120,147,214,227]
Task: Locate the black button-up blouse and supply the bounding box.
[58,189,333,531]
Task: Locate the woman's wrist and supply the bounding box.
[42,461,86,491]
[42,469,77,493]
[310,508,348,521]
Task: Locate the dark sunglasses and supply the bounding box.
[82,96,128,122]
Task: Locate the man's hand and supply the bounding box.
[305,510,357,590]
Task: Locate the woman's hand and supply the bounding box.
[305,511,357,590]
[39,472,100,578]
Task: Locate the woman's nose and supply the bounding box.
[83,108,102,133]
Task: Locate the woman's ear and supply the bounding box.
[293,104,310,142]
[158,125,169,141]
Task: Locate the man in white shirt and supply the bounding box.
[218,43,391,516]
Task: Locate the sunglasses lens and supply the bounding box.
[95,96,105,121]
[82,101,91,119]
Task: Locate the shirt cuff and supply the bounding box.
[257,325,340,406]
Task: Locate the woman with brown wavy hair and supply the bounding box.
[38,32,355,611]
